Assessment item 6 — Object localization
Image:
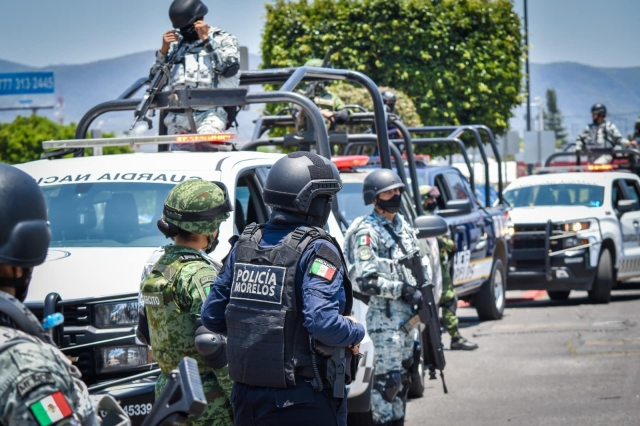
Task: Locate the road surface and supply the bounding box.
[405,285,640,425]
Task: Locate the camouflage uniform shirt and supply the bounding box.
[576,120,629,149]
[139,245,233,426]
[150,27,240,139]
[0,326,97,426]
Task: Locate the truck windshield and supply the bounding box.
[337,182,372,226]
[504,183,605,208]
[42,182,174,247]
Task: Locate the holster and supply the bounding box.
[312,340,351,398]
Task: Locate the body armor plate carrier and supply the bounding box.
[225,223,353,388]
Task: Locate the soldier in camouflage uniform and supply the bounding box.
[344,170,426,426]
[138,179,234,426]
[575,104,636,161]
[0,162,128,426]
[420,185,478,351]
[295,58,350,132]
[152,0,240,150]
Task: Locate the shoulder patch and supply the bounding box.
[317,243,341,268]
[29,391,72,426]
[356,234,371,247]
[309,257,338,282]
[17,372,55,398]
[358,246,373,261]
[199,275,215,285]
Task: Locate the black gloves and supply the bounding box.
[401,284,424,309]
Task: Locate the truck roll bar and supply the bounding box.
[407,125,503,205]
[240,67,392,169]
[47,89,332,160]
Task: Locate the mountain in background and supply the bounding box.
[0,52,264,137]
[1,54,640,140]
[510,62,640,140]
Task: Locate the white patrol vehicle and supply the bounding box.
[15,145,375,422]
[503,171,640,303]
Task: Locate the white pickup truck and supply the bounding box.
[503,171,640,303]
[16,147,377,423]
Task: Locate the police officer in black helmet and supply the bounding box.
[202,152,365,426]
[0,163,128,425]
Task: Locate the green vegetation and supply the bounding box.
[261,0,524,140]
[0,115,132,165]
[543,88,568,148]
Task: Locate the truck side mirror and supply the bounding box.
[414,215,449,239]
[616,199,639,216]
[437,199,473,217]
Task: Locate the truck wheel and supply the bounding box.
[474,258,506,321]
[347,410,375,426]
[547,290,571,301]
[588,249,613,304]
[407,333,425,399]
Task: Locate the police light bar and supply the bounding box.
[331,155,370,171]
[42,133,237,150]
[587,164,613,172]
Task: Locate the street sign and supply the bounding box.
[0,72,55,111]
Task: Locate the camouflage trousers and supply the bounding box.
[440,260,459,338]
[156,369,233,426]
[165,108,228,152]
[366,296,414,424]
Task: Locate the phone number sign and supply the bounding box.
[0,72,55,109]
[0,72,54,95]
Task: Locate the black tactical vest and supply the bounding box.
[225,223,351,388]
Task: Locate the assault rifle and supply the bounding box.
[396,250,448,394]
[381,221,448,395]
[130,38,191,131]
[303,46,334,99]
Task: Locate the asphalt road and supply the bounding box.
[405,284,640,426]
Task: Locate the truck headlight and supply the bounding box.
[96,345,153,373]
[564,221,591,232]
[564,237,590,249]
[97,345,151,373]
[94,301,139,328]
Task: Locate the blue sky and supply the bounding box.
[1,0,638,68]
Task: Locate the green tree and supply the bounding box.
[543,88,568,148]
[261,0,523,142]
[0,115,132,165]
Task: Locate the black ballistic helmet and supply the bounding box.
[169,0,209,29]
[363,169,405,205]
[263,152,342,226]
[381,90,397,103]
[591,103,607,117]
[0,163,51,267]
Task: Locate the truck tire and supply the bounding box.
[474,258,506,321]
[407,333,425,399]
[547,290,571,301]
[588,249,613,304]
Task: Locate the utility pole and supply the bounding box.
[524,0,531,131]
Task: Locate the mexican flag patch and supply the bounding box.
[310,258,337,281]
[30,392,72,426]
[357,235,371,247]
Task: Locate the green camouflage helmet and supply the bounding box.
[163,179,232,235]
